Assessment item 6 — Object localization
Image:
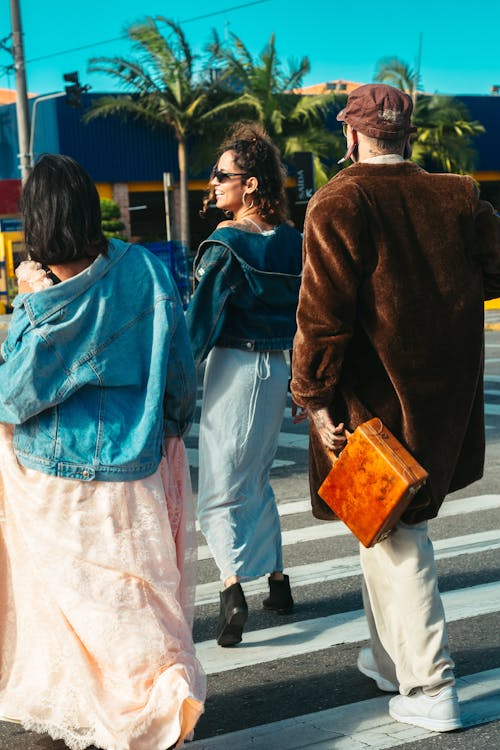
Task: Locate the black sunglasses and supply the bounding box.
[211,168,248,183]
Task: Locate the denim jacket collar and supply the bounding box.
[195,225,302,280]
[15,240,131,326]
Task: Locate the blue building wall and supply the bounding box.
[0,93,179,182]
[1,91,499,181]
[0,104,21,179]
[455,95,500,172]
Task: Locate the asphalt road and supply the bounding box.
[0,326,499,749]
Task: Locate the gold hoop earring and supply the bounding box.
[242,192,255,209]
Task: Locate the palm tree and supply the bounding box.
[374,57,421,103]
[86,16,246,249]
[374,57,484,174]
[208,31,343,185]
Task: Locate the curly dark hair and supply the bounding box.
[20,154,108,265]
[201,122,290,224]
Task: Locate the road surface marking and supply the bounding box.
[196,581,499,674]
[196,530,500,604]
[187,668,500,748]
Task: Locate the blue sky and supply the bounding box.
[1,0,499,97]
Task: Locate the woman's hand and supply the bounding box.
[308,406,348,454]
[291,401,308,424]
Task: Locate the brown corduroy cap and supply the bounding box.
[337,83,417,140]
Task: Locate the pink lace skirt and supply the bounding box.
[0,424,205,750]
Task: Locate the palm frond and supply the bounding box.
[374,56,419,94]
[88,56,159,93]
[282,56,310,91]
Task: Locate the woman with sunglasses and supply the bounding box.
[186,122,303,647]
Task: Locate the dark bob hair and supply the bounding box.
[201,121,290,224]
[20,154,108,265]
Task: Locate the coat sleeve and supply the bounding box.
[290,184,367,410]
[472,199,500,300]
[185,243,236,367]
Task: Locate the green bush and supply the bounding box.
[100,198,127,240]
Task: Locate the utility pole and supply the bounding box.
[412,32,423,108]
[9,0,31,182]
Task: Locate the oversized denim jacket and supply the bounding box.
[0,239,196,481]
[186,224,302,366]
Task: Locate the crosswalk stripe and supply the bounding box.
[195,581,499,675]
[196,495,500,560]
[276,493,500,519]
[486,403,500,415]
[195,493,500,533]
[195,529,500,604]
[187,668,500,748]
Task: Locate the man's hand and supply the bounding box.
[291,401,308,424]
[308,406,348,453]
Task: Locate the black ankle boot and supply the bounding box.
[262,574,294,614]
[217,582,248,647]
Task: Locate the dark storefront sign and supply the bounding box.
[293,152,316,205]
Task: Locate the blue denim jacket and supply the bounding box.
[0,239,196,481]
[186,224,302,365]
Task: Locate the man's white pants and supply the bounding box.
[360,521,455,695]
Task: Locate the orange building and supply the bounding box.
[292,80,363,95]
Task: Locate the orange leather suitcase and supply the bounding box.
[318,418,428,547]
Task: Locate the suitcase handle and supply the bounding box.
[327,419,427,489]
[325,429,352,465]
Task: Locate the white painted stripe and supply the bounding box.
[422,493,500,517]
[485,403,500,415]
[486,358,500,363]
[485,343,500,347]
[196,581,500,675]
[196,529,500,604]
[485,374,500,382]
[196,495,500,561]
[278,493,500,520]
[188,668,500,748]
[485,389,499,396]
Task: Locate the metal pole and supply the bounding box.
[412,32,423,108]
[9,0,31,181]
[163,172,173,242]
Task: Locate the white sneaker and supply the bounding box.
[389,686,462,732]
[357,647,398,692]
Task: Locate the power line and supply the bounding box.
[8,1,272,66]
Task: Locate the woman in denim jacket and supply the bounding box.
[0,155,205,749]
[186,123,303,647]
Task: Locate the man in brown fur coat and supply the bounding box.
[291,83,500,732]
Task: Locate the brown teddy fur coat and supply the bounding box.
[291,160,500,523]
